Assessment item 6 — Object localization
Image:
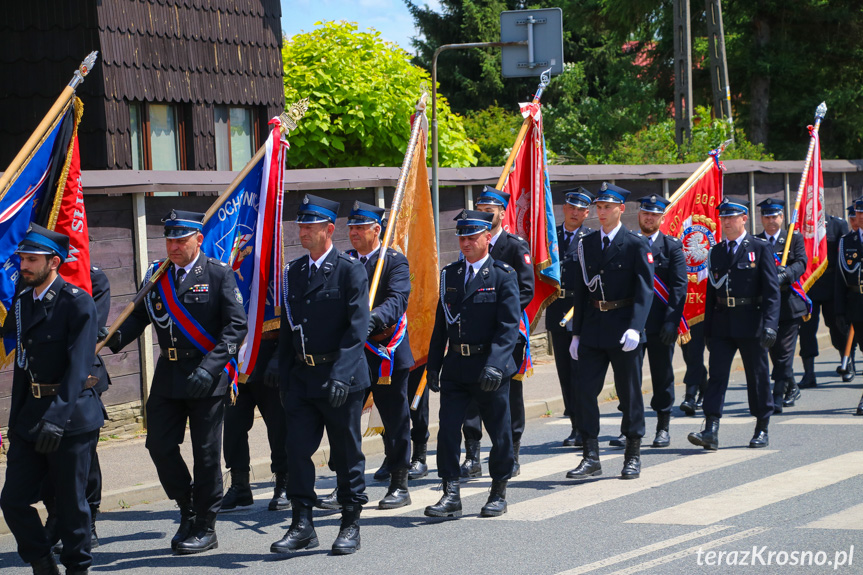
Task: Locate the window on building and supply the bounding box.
[128,102,185,170]
[214,106,257,170]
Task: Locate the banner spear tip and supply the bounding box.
[816,102,827,119]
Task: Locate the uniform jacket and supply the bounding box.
[571,226,654,348]
[91,266,112,394]
[545,224,593,333]
[490,230,534,311]
[807,215,848,301]
[427,256,521,383]
[643,232,687,335]
[279,248,371,397]
[835,229,863,322]
[756,229,808,321]
[113,252,248,399]
[7,276,103,439]
[347,247,414,373]
[705,234,781,339]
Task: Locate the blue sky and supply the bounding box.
[280,0,442,54]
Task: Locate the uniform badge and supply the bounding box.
[233,287,243,304]
[190,284,209,293]
[524,253,531,265]
[156,303,163,310]
[303,196,309,204]
[194,266,203,275]
[600,182,608,191]
[353,200,360,210]
[748,252,756,262]
[45,290,55,301]
[647,252,654,264]
[169,209,178,220]
[228,343,237,354]
[482,268,489,277]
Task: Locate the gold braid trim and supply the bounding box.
[47,98,84,230]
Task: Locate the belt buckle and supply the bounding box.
[460,343,471,356]
[31,383,41,399]
[168,347,178,361]
[304,354,316,367]
[598,300,609,312]
[727,297,736,308]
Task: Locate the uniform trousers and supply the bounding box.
[551,330,580,429]
[1,430,98,571]
[463,341,526,444]
[645,333,676,413]
[223,383,288,475]
[703,336,774,419]
[369,367,411,469]
[769,318,802,383]
[438,378,513,481]
[681,322,708,398]
[799,299,846,358]
[145,393,225,517]
[282,389,368,508]
[408,365,430,444]
[575,343,646,439]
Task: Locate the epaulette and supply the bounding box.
[387,248,400,257]
[494,260,513,272]
[338,252,358,262]
[509,232,527,244]
[345,249,358,258]
[207,256,228,267]
[289,254,306,265]
[667,235,681,243]
[91,266,100,271]
[753,236,769,243]
[63,283,86,297]
[444,260,463,270]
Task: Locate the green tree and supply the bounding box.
[281,20,479,168]
[462,104,524,166]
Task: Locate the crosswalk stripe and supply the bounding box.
[629,451,863,526]
[776,417,863,426]
[579,527,770,575]
[499,449,772,522]
[365,452,606,517]
[801,502,863,530]
[545,418,756,427]
[554,525,732,575]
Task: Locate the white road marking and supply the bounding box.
[802,502,863,530]
[776,417,863,425]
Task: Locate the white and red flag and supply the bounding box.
[797,124,828,292]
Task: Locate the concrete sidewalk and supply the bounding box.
[0,328,837,535]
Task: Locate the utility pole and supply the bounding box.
[673,0,693,147]
[705,0,733,136]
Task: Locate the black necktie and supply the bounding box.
[466,265,475,285]
[309,263,318,278]
[564,232,573,251]
[769,236,775,246]
[360,256,368,264]
[728,241,735,256]
[648,237,654,247]
[176,268,186,285]
[602,236,610,251]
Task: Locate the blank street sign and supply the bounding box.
[500,8,564,78]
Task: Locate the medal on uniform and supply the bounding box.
[748,252,755,262]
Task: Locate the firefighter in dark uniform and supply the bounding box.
[567,183,654,481]
[407,366,431,479]
[461,186,534,478]
[545,188,594,447]
[834,197,863,415]
[270,195,370,555]
[799,210,850,387]
[45,266,112,553]
[220,335,289,512]
[755,198,808,412]
[425,209,520,519]
[636,195,686,447]
[107,210,248,554]
[0,225,102,575]
[340,201,413,509]
[688,199,780,450]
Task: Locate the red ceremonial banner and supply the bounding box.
[798,126,828,292]
[661,157,724,328]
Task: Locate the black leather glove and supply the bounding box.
[367,312,385,338]
[97,326,110,342]
[263,356,279,388]
[187,367,214,398]
[426,370,440,393]
[760,327,778,349]
[105,329,122,352]
[322,379,350,408]
[29,420,64,454]
[777,268,790,286]
[659,321,678,346]
[478,366,504,392]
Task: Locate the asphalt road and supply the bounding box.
[2,355,862,574]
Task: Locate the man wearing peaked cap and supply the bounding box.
[106,209,248,554]
[272,194,371,555]
[755,197,808,413]
[633,194,686,449]
[689,198,780,451]
[1,224,104,574]
[459,186,534,480]
[546,187,594,448]
[835,197,863,415]
[567,182,654,481]
[424,209,521,519]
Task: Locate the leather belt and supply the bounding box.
[848,286,863,295]
[260,330,280,340]
[370,324,397,343]
[296,352,338,367]
[161,347,204,361]
[590,298,634,312]
[453,343,488,356]
[559,289,575,298]
[716,296,763,308]
[31,376,97,399]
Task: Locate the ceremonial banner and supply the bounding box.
[202,117,286,379]
[797,125,828,292]
[661,153,724,332]
[0,103,76,365]
[501,101,560,333]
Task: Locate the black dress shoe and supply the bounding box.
[29,554,59,575]
[695,392,704,409]
[749,419,769,448]
[562,429,579,447]
[652,412,670,447]
[221,475,254,511]
[566,439,602,479]
[479,480,507,517]
[783,382,801,407]
[680,395,697,416]
[408,442,429,480]
[316,487,342,510]
[608,433,626,448]
[378,468,411,510]
[332,504,361,555]
[843,358,856,382]
[174,514,219,555]
[271,503,319,553]
[373,458,391,482]
[621,437,641,480]
[687,416,719,451]
[170,494,196,552]
[269,473,290,511]
[799,357,817,388]
[424,480,462,518]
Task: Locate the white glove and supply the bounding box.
[569,336,580,360]
[620,329,640,352]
